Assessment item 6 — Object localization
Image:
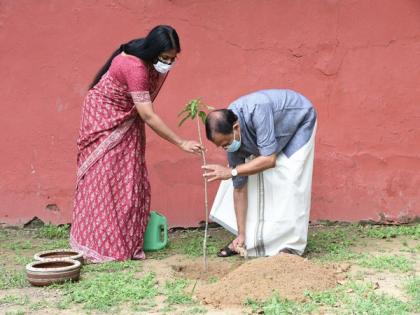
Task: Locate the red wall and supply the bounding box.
[1,0,419,226]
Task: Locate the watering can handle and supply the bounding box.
[162,223,168,246]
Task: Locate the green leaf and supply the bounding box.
[198,111,207,124]
[178,114,191,127]
[177,107,190,117]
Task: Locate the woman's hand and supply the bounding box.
[179,140,204,155]
[202,164,232,182]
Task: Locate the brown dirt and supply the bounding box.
[170,257,242,281]
[196,253,339,306]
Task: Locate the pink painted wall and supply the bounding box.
[1,0,419,226]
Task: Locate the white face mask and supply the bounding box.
[153,60,173,74]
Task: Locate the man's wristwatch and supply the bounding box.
[231,168,238,178]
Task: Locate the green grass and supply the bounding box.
[0,270,28,289]
[0,295,29,306]
[164,229,228,258]
[344,281,412,315]
[163,279,196,305]
[29,299,50,311]
[405,276,420,312]
[181,306,208,314]
[306,225,359,260]
[59,271,158,311]
[246,280,418,315]
[82,260,141,273]
[245,294,316,314]
[5,240,34,251]
[360,224,419,239]
[37,223,70,239]
[356,254,414,273]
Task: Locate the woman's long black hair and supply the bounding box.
[89,25,181,89]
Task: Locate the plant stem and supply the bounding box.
[196,117,209,271]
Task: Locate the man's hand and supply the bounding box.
[202,164,232,182]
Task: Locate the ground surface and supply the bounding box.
[0,222,419,314]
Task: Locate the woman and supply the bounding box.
[70,25,202,263]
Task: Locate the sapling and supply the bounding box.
[178,98,214,271]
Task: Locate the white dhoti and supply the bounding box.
[209,124,316,257]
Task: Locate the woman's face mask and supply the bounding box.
[224,125,241,153]
[153,59,173,74]
[154,52,176,74]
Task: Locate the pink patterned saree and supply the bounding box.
[70,54,166,262]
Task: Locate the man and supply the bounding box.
[203,89,317,257]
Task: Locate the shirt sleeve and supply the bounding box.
[120,58,151,104]
[228,153,248,188]
[251,104,279,156]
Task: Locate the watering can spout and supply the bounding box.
[143,211,168,251]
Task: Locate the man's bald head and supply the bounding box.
[205,109,238,142]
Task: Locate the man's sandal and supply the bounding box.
[217,244,238,257]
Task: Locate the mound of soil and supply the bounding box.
[196,254,340,306]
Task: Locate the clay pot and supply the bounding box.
[26,259,81,286]
[34,249,84,264]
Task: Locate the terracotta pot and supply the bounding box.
[26,259,81,286]
[34,249,84,264]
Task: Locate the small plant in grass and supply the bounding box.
[59,272,157,311]
[245,295,316,314]
[37,223,70,239]
[405,276,420,312]
[163,279,195,305]
[178,98,214,271]
[0,270,28,289]
[0,295,30,306]
[356,254,414,273]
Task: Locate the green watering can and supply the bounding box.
[143,211,168,251]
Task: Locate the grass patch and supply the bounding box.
[164,279,195,305]
[306,225,359,260]
[356,254,414,273]
[345,281,412,315]
[245,295,316,314]
[181,306,208,314]
[37,223,70,239]
[247,280,417,315]
[0,295,29,306]
[59,271,157,311]
[164,229,228,258]
[83,260,141,273]
[360,225,419,239]
[0,270,28,289]
[5,240,34,251]
[29,299,50,311]
[405,276,420,312]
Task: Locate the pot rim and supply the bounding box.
[26,259,81,273]
[33,249,83,261]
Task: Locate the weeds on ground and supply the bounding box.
[405,276,420,312]
[360,224,419,239]
[164,229,228,258]
[82,260,140,273]
[58,272,158,311]
[164,279,196,305]
[0,295,30,306]
[306,223,419,261]
[356,254,414,273]
[245,294,316,314]
[0,270,28,289]
[246,279,416,315]
[36,223,70,239]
